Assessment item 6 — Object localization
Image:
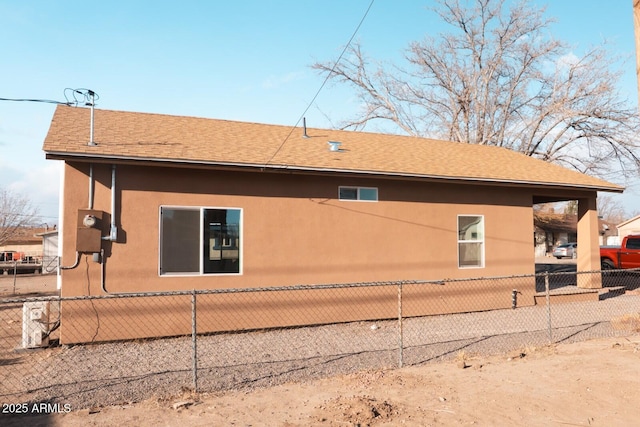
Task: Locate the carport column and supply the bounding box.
[576,196,602,288]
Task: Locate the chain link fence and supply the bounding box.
[1,268,639,410]
[0,252,53,278]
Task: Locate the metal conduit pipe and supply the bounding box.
[100,248,107,293]
[88,164,94,209]
[100,165,118,293]
[109,164,117,241]
[102,164,118,242]
[60,252,81,270]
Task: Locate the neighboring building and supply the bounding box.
[534,212,617,255]
[43,106,623,343]
[617,214,640,239]
[36,229,59,275]
[0,226,55,274]
[0,227,47,258]
[534,212,577,257]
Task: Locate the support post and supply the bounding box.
[576,195,602,288]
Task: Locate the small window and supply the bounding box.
[339,186,378,201]
[458,215,484,268]
[339,187,358,200]
[160,206,241,275]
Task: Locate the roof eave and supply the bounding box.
[44,150,625,194]
[617,214,640,228]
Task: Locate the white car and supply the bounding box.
[552,243,577,259]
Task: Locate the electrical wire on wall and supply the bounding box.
[263,0,375,167]
[85,255,101,343]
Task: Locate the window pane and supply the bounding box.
[458,216,483,241]
[359,188,378,201]
[161,208,200,273]
[204,209,241,274]
[459,242,482,267]
[458,215,484,268]
[339,187,358,200]
[627,238,640,249]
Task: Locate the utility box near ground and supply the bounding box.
[22,302,50,348]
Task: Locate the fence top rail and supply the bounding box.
[0,279,435,303]
[2,267,637,304]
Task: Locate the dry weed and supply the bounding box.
[611,313,640,332]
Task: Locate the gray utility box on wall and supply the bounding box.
[76,209,103,253]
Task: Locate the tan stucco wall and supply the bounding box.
[59,162,539,343]
[60,163,536,290]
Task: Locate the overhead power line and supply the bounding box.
[0,97,70,105]
[0,88,99,107]
[264,0,376,167]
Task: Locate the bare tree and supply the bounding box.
[313,0,640,180]
[0,188,40,247]
[564,200,578,216]
[597,195,629,224]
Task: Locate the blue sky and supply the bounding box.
[1,0,638,223]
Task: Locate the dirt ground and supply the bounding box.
[0,273,58,296]
[3,333,638,427]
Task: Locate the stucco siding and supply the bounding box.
[60,162,535,293]
[58,162,536,343]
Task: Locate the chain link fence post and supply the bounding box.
[12,261,18,294]
[397,282,403,368]
[545,272,552,342]
[191,289,198,392]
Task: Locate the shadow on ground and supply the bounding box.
[535,263,640,293]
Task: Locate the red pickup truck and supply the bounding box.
[600,235,640,269]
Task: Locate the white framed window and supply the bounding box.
[159,206,242,275]
[338,186,378,201]
[457,215,484,268]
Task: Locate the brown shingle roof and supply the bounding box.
[43,106,623,192]
[534,212,577,233]
[0,227,49,245]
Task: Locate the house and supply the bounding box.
[533,212,617,255]
[617,214,640,239]
[0,226,48,257]
[42,106,623,343]
[533,212,577,257]
[35,228,59,275]
[0,226,52,274]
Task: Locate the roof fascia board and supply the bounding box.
[45,151,625,194]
